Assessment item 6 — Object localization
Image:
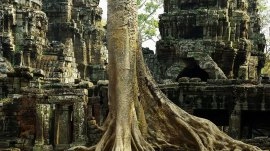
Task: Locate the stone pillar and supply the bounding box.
[238,65,248,80]
[212,93,217,109]
[261,87,266,110]
[34,104,53,151]
[100,88,108,124]
[203,25,207,38]
[73,101,86,145]
[224,21,230,41]
[231,23,236,41]
[207,24,211,39]
[242,90,248,110]
[229,101,241,139]
[212,21,218,40]
[35,104,44,145]
[178,88,184,106]
[236,23,241,40]
[13,77,21,93]
[92,97,101,124]
[218,20,224,39]
[23,51,31,66]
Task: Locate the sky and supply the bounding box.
[98,0,163,51]
[98,1,107,20]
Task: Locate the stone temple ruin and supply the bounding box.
[0,0,270,150]
[0,0,107,150]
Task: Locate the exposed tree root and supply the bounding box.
[94,100,155,151]
[69,49,261,151]
[135,49,261,151]
[68,146,95,151]
[69,0,262,149]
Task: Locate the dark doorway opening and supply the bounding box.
[177,58,209,81]
[68,105,74,144]
[241,110,270,138]
[193,109,230,126]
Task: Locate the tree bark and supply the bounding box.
[69,0,262,150]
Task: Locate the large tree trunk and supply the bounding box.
[69,0,262,150]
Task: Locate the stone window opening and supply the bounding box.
[192,26,204,39]
[178,0,218,10]
[182,26,204,39]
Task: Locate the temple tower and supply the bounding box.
[43,0,107,81]
[157,0,265,81]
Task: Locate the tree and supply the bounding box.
[70,0,262,150]
[258,0,270,74]
[258,0,270,30]
[138,0,162,43]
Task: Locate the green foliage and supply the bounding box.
[15,45,23,52]
[258,0,270,28]
[259,0,270,74]
[137,0,163,42]
[262,57,270,74]
[0,98,12,104]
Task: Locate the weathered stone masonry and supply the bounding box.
[0,0,106,150]
[157,0,265,81]
[149,0,269,147]
[0,0,270,150]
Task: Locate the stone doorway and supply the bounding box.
[53,104,74,148]
[193,109,230,126]
[177,58,209,81]
[241,110,270,139]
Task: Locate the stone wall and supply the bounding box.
[142,48,161,82]
[158,78,270,139]
[0,0,47,64]
[0,0,107,150]
[0,0,269,150]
